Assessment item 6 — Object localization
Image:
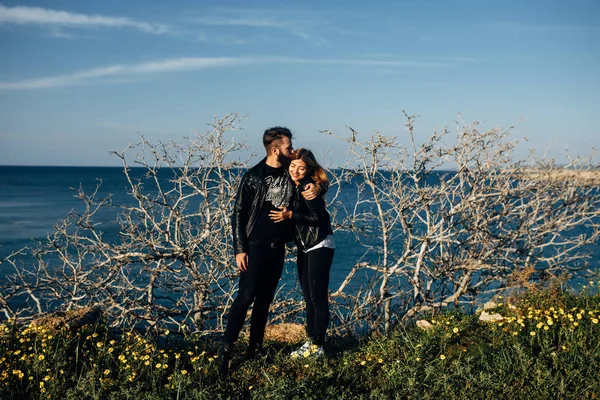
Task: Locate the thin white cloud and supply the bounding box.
[0,57,253,89]
[0,55,462,90]
[47,27,76,39]
[268,56,453,68]
[183,8,327,43]
[0,4,170,34]
[478,21,600,34]
[186,16,288,29]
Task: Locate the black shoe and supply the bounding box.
[218,343,233,377]
[245,342,265,361]
[218,358,230,377]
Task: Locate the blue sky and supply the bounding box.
[0,0,598,166]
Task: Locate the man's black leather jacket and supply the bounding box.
[231,158,294,255]
[290,178,333,251]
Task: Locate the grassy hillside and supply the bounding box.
[1,285,599,399]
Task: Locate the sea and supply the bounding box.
[0,166,370,291]
[1,166,598,303]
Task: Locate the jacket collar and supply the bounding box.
[248,157,268,178]
[249,157,289,179]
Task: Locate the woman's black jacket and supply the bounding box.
[290,178,334,251]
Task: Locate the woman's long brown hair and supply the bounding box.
[291,148,330,186]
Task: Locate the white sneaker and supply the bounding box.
[290,340,312,358]
[311,345,324,359]
[291,342,324,359]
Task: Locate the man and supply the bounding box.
[219,126,320,376]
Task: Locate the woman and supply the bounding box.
[269,148,335,358]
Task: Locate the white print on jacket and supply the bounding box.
[264,174,293,209]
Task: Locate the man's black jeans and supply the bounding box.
[223,241,285,347]
[297,247,335,346]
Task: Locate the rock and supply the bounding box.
[416,320,434,330]
[30,306,103,331]
[479,311,504,322]
[483,301,498,310]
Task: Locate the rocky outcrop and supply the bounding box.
[29,306,103,331]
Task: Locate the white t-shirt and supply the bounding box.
[304,234,335,253]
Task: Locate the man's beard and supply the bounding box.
[277,152,291,167]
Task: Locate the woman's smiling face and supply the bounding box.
[289,159,308,184]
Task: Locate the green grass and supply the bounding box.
[1,286,599,399]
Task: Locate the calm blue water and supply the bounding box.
[0,166,370,291]
[1,166,598,296]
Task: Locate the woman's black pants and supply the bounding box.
[297,247,334,346]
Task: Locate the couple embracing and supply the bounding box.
[219,127,335,376]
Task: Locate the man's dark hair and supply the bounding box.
[263,127,293,152]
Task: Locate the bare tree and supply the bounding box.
[1,113,598,337]
[1,114,251,334]
[324,113,600,334]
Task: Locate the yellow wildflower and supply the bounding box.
[440,355,446,360]
[530,331,536,336]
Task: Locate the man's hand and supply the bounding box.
[269,206,292,222]
[301,182,320,200]
[236,252,248,272]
